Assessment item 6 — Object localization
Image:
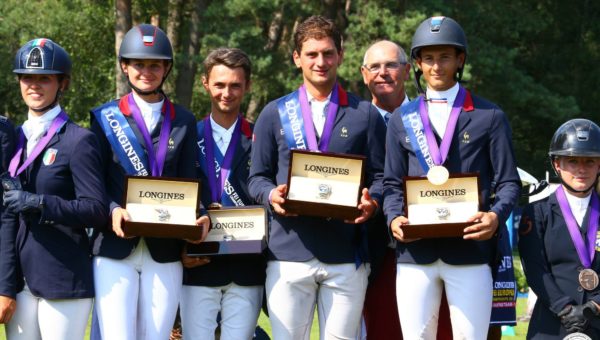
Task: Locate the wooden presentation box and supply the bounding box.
[186,206,267,255]
[402,173,481,238]
[283,150,365,221]
[122,176,202,240]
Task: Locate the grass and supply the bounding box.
[0,299,528,340]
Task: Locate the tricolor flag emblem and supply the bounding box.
[43,148,58,166]
[26,38,47,69]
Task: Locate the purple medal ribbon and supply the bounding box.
[418,86,466,166]
[298,84,339,152]
[127,94,172,177]
[8,111,68,177]
[203,116,242,203]
[555,186,600,268]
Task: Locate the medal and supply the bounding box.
[427,165,449,186]
[563,333,591,340]
[578,268,599,291]
[317,183,332,199]
[208,202,222,210]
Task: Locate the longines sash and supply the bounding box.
[196,118,244,207]
[400,86,466,174]
[9,111,68,177]
[92,101,149,176]
[556,187,600,269]
[277,84,339,152]
[92,94,173,176]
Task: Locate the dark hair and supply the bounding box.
[203,48,252,84]
[294,16,342,54]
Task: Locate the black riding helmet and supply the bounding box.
[14,38,72,112]
[119,24,173,96]
[410,16,467,94]
[549,118,600,193]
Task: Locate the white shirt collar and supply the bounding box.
[132,92,163,132]
[564,189,592,227]
[426,82,460,105]
[210,114,238,155]
[22,105,63,156]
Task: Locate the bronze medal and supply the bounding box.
[208,202,222,210]
[578,268,599,291]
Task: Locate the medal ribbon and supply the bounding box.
[203,116,242,204]
[555,186,600,268]
[297,84,339,152]
[8,111,68,177]
[127,93,172,176]
[417,86,466,166]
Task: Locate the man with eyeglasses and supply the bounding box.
[359,40,409,340]
[361,40,411,124]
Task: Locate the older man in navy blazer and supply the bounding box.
[249,15,386,339]
[383,17,520,339]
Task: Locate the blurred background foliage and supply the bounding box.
[0,0,598,179]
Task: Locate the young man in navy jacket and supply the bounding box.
[249,15,386,339]
[383,16,520,339]
[179,47,265,340]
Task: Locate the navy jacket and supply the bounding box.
[0,116,16,299]
[248,87,386,264]
[90,98,198,263]
[519,192,600,339]
[0,120,107,299]
[184,117,266,287]
[383,91,521,265]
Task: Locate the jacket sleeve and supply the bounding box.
[488,109,521,223]
[364,105,386,208]
[248,103,278,206]
[0,209,19,299]
[518,203,574,315]
[39,130,108,229]
[383,110,408,226]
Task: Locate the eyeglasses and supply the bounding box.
[363,61,406,73]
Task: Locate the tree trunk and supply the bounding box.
[115,0,132,98]
[175,0,209,110]
[164,0,183,96]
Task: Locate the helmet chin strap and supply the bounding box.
[31,89,61,113]
[556,169,600,195]
[124,62,172,97]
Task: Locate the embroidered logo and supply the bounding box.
[405,136,411,144]
[341,127,348,138]
[595,231,600,252]
[43,148,58,166]
[168,137,175,150]
[462,131,470,144]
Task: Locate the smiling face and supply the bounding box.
[19,73,63,115]
[554,156,600,196]
[121,58,168,101]
[416,45,464,91]
[361,41,410,109]
[293,37,343,98]
[203,64,249,116]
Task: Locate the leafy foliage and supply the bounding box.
[0,0,596,177]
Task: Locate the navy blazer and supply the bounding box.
[383,91,521,265]
[248,88,386,264]
[90,98,198,263]
[0,116,16,299]
[0,120,107,299]
[519,192,600,339]
[184,118,266,287]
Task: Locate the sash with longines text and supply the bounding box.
[196,117,245,207]
[400,86,466,174]
[277,83,339,152]
[92,94,173,177]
